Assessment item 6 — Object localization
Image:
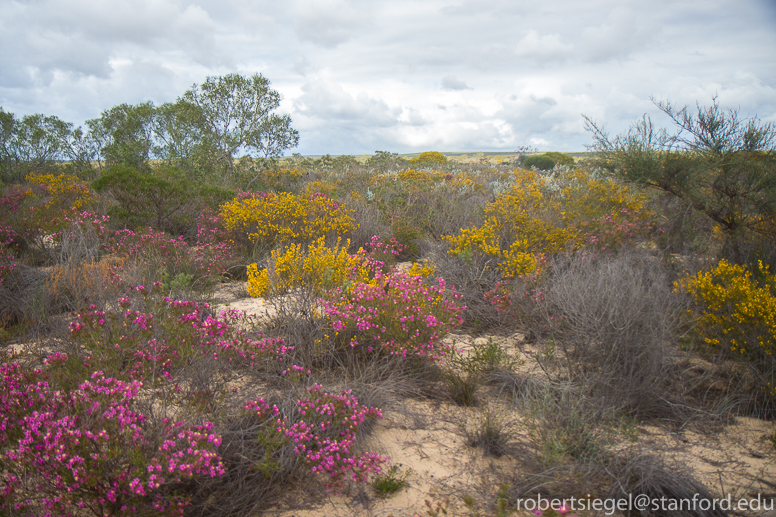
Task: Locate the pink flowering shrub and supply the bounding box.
[359,235,408,273]
[103,216,237,289]
[0,368,224,516]
[322,271,464,359]
[245,385,386,490]
[69,284,295,386]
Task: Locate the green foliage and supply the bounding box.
[541,152,575,167]
[179,73,300,178]
[0,107,91,182]
[87,102,157,171]
[372,465,412,497]
[367,150,408,170]
[444,340,522,406]
[585,96,776,264]
[522,155,556,170]
[93,164,191,231]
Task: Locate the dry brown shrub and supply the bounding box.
[45,256,125,311]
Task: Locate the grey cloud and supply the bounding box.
[293,77,400,127]
[441,76,471,91]
[292,0,366,48]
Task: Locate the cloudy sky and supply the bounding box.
[2,0,775,155]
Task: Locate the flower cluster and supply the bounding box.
[246,237,371,298]
[104,223,236,286]
[26,172,93,212]
[219,191,356,250]
[70,288,293,384]
[246,385,386,490]
[0,369,224,516]
[322,271,464,359]
[677,259,776,390]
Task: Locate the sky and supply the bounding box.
[1,0,775,156]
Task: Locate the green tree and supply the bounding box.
[86,102,157,171]
[585,97,776,264]
[0,108,75,182]
[178,73,299,179]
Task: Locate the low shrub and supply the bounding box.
[219,191,356,252]
[68,285,294,387]
[0,365,224,516]
[245,385,386,491]
[536,252,681,419]
[523,155,556,170]
[322,271,464,360]
[677,258,776,405]
[246,237,372,299]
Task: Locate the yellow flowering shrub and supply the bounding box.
[677,259,776,356]
[303,179,340,198]
[410,151,448,166]
[397,169,445,185]
[26,172,92,211]
[246,237,371,298]
[445,168,653,280]
[220,191,356,250]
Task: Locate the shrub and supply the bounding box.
[541,152,575,167]
[27,172,93,212]
[445,168,656,323]
[245,385,386,491]
[219,191,356,252]
[322,271,464,360]
[372,465,412,497]
[69,285,293,386]
[443,339,522,406]
[246,237,371,299]
[0,177,99,263]
[677,258,776,398]
[410,151,448,167]
[531,252,681,419]
[0,366,225,516]
[523,155,556,170]
[45,256,126,311]
[103,221,236,292]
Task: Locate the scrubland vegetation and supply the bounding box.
[1,89,775,516]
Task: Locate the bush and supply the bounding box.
[0,365,225,516]
[69,286,293,386]
[245,385,386,491]
[541,152,575,167]
[523,155,556,170]
[322,271,464,360]
[677,258,776,402]
[531,252,681,419]
[246,237,372,299]
[219,191,356,253]
[93,164,207,235]
[410,151,448,167]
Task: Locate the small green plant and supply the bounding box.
[372,464,412,497]
[444,340,522,406]
[462,483,514,516]
[523,155,556,170]
[465,405,513,457]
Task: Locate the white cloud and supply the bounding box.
[0,0,774,154]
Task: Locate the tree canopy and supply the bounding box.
[0,73,299,184]
[585,97,776,264]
